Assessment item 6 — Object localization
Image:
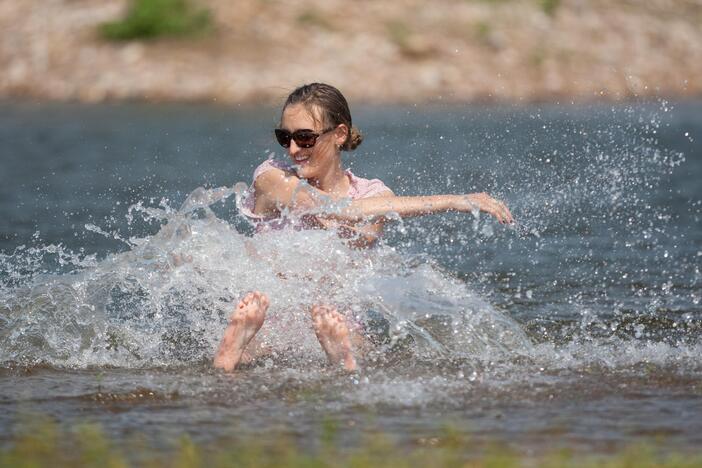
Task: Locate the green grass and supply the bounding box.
[384,20,434,59]
[466,0,560,16]
[100,0,211,41]
[2,417,702,468]
[467,0,514,4]
[539,0,561,16]
[385,20,412,51]
[296,10,335,31]
[474,20,494,46]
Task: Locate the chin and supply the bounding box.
[296,164,315,180]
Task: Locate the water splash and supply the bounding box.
[0,183,534,369]
[0,101,699,386]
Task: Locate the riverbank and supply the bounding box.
[1,0,701,104]
[3,417,702,468]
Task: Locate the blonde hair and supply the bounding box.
[283,83,363,151]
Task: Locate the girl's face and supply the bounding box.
[279,104,346,181]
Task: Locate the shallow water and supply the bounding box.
[0,99,700,454]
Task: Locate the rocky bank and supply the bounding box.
[1,0,701,104]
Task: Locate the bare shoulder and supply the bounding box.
[252,166,304,215]
[253,166,299,192]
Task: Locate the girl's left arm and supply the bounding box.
[314,192,513,248]
[329,193,513,224]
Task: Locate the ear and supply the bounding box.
[333,124,348,148]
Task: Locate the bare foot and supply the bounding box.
[214,291,268,372]
[311,305,358,371]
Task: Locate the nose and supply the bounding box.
[288,139,301,156]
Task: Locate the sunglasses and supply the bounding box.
[274,127,335,149]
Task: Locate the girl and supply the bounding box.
[214,83,513,372]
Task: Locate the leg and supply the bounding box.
[214,291,268,372]
[311,305,358,372]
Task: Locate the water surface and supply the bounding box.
[0,99,700,454]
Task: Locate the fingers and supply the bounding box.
[493,199,513,224]
[469,193,514,224]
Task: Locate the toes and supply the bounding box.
[241,291,268,309]
[313,313,325,330]
[311,304,330,320]
[259,294,270,310]
[311,305,322,318]
[233,292,270,324]
[311,305,350,337]
[252,291,263,302]
[327,309,343,326]
[240,292,255,307]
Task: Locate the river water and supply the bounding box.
[0,100,700,454]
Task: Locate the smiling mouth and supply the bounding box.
[293,154,310,164]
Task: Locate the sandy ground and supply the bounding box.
[1,0,701,104]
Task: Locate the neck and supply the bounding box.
[309,159,349,196]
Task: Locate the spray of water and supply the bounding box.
[0,101,699,389]
[0,181,533,369]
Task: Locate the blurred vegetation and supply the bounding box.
[100,0,211,41]
[540,0,561,16]
[384,20,435,59]
[2,416,702,468]
[470,0,561,16]
[385,20,412,50]
[296,10,335,30]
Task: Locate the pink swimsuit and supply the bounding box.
[239,157,392,232]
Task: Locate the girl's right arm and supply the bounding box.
[252,167,318,216]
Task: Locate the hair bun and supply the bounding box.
[344,126,363,151]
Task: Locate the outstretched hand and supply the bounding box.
[455,193,514,224]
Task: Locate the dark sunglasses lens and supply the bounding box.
[293,131,317,148]
[274,129,291,148]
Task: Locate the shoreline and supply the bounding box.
[2,0,702,105]
[1,94,691,109]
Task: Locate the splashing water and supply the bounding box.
[0,100,700,385]
[2,101,702,454]
[0,181,534,369]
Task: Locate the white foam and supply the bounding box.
[0,182,699,379]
